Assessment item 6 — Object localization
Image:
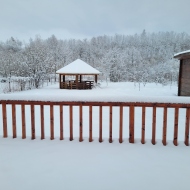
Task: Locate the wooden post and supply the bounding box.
[151,106,156,145]
[141,106,145,144]
[31,104,35,140]
[70,105,73,141]
[59,74,61,89]
[79,105,83,142]
[12,104,17,138]
[40,105,44,139]
[99,106,103,142]
[109,105,113,143]
[184,108,190,146]
[178,60,183,96]
[129,106,134,143]
[76,75,78,89]
[95,75,98,83]
[21,104,26,139]
[173,107,179,146]
[2,103,7,138]
[50,105,54,140]
[60,105,63,140]
[80,75,82,83]
[119,106,123,143]
[89,105,93,142]
[162,107,167,146]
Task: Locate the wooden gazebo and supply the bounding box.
[174,50,190,96]
[56,59,100,90]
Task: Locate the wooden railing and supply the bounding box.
[0,100,190,146]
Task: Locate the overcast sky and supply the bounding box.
[1,0,190,42]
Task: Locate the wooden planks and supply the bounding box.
[21,104,26,139]
[60,105,63,140]
[184,108,190,146]
[173,108,179,146]
[31,104,35,140]
[89,105,93,142]
[79,105,83,142]
[141,106,145,144]
[2,103,7,137]
[129,106,134,143]
[152,106,156,145]
[119,106,123,143]
[109,105,113,143]
[12,104,17,138]
[162,107,167,146]
[40,105,44,139]
[50,105,54,140]
[99,106,103,142]
[70,105,73,141]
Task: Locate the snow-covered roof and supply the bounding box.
[174,50,190,59]
[56,59,100,74]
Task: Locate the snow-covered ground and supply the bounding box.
[0,82,190,190]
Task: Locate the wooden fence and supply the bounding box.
[0,100,190,146]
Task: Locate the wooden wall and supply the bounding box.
[179,58,190,96]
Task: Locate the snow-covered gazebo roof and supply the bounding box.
[56,59,100,74]
[174,50,190,59]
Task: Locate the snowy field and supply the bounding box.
[0,82,190,190]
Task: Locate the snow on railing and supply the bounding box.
[0,100,190,146]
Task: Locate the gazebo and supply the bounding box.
[56,59,100,90]
[174,50,190,96]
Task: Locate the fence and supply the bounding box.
[0,100,190,146]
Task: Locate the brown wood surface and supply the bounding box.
[60,105,63,140]
[129,106,134,143]
[70,105,73,141]
[162,107,167,146]
[109,105,113,143]
[40,105,45,139]
[119,106,123,143]
[79,105,83,142]
[178,60,182,96]
[31,104,35,139]
[184,108,190,146]
[2,103,7,137]
[50,105,54,140]
[21,104,26,139]
[12,104,17,138]
[89,105,93,142]
[99,106,103,142]
[152,106,156,145]
[173,107,179,146]
[1,100,190,109]
[141,106,145,144]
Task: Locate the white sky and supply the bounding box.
[0,0,190,42]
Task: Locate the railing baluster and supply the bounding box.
[129,105,134,143]
[31,104,35,140]
[2,103,7,138]
[21,104,26,139]
[12,104,17,138]
[40,105,44,139]
[70,105,73,141]
[99,106,103,142]
[184,108,190,146]
[162,107,167,146]
[109,105,113,143]
[119,105,123,143]
[79,105,83,142]
[50,104,54,140]
[173,107,179,146]
[89,105,93,142]
[141,106,145,144]
[152,106,156,145]
[60,105,63,140]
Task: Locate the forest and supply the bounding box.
[0,30,190,92]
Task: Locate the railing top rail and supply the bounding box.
[0,100,190,108]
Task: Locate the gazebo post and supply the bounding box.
[95,75,98,83]
[76,75,78,89]
[80,75,82,83]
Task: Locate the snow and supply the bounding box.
[1,82,190,104]
[174,49,190,57]
[0,82,190,190]
[56,59,100,74]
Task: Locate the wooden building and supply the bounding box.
[56,59,100,90]
[174,50,190,96]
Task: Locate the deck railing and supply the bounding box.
[0,100,190,146]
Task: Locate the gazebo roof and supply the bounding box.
[56,59,100,74]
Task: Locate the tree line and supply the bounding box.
[0,30,190,91]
